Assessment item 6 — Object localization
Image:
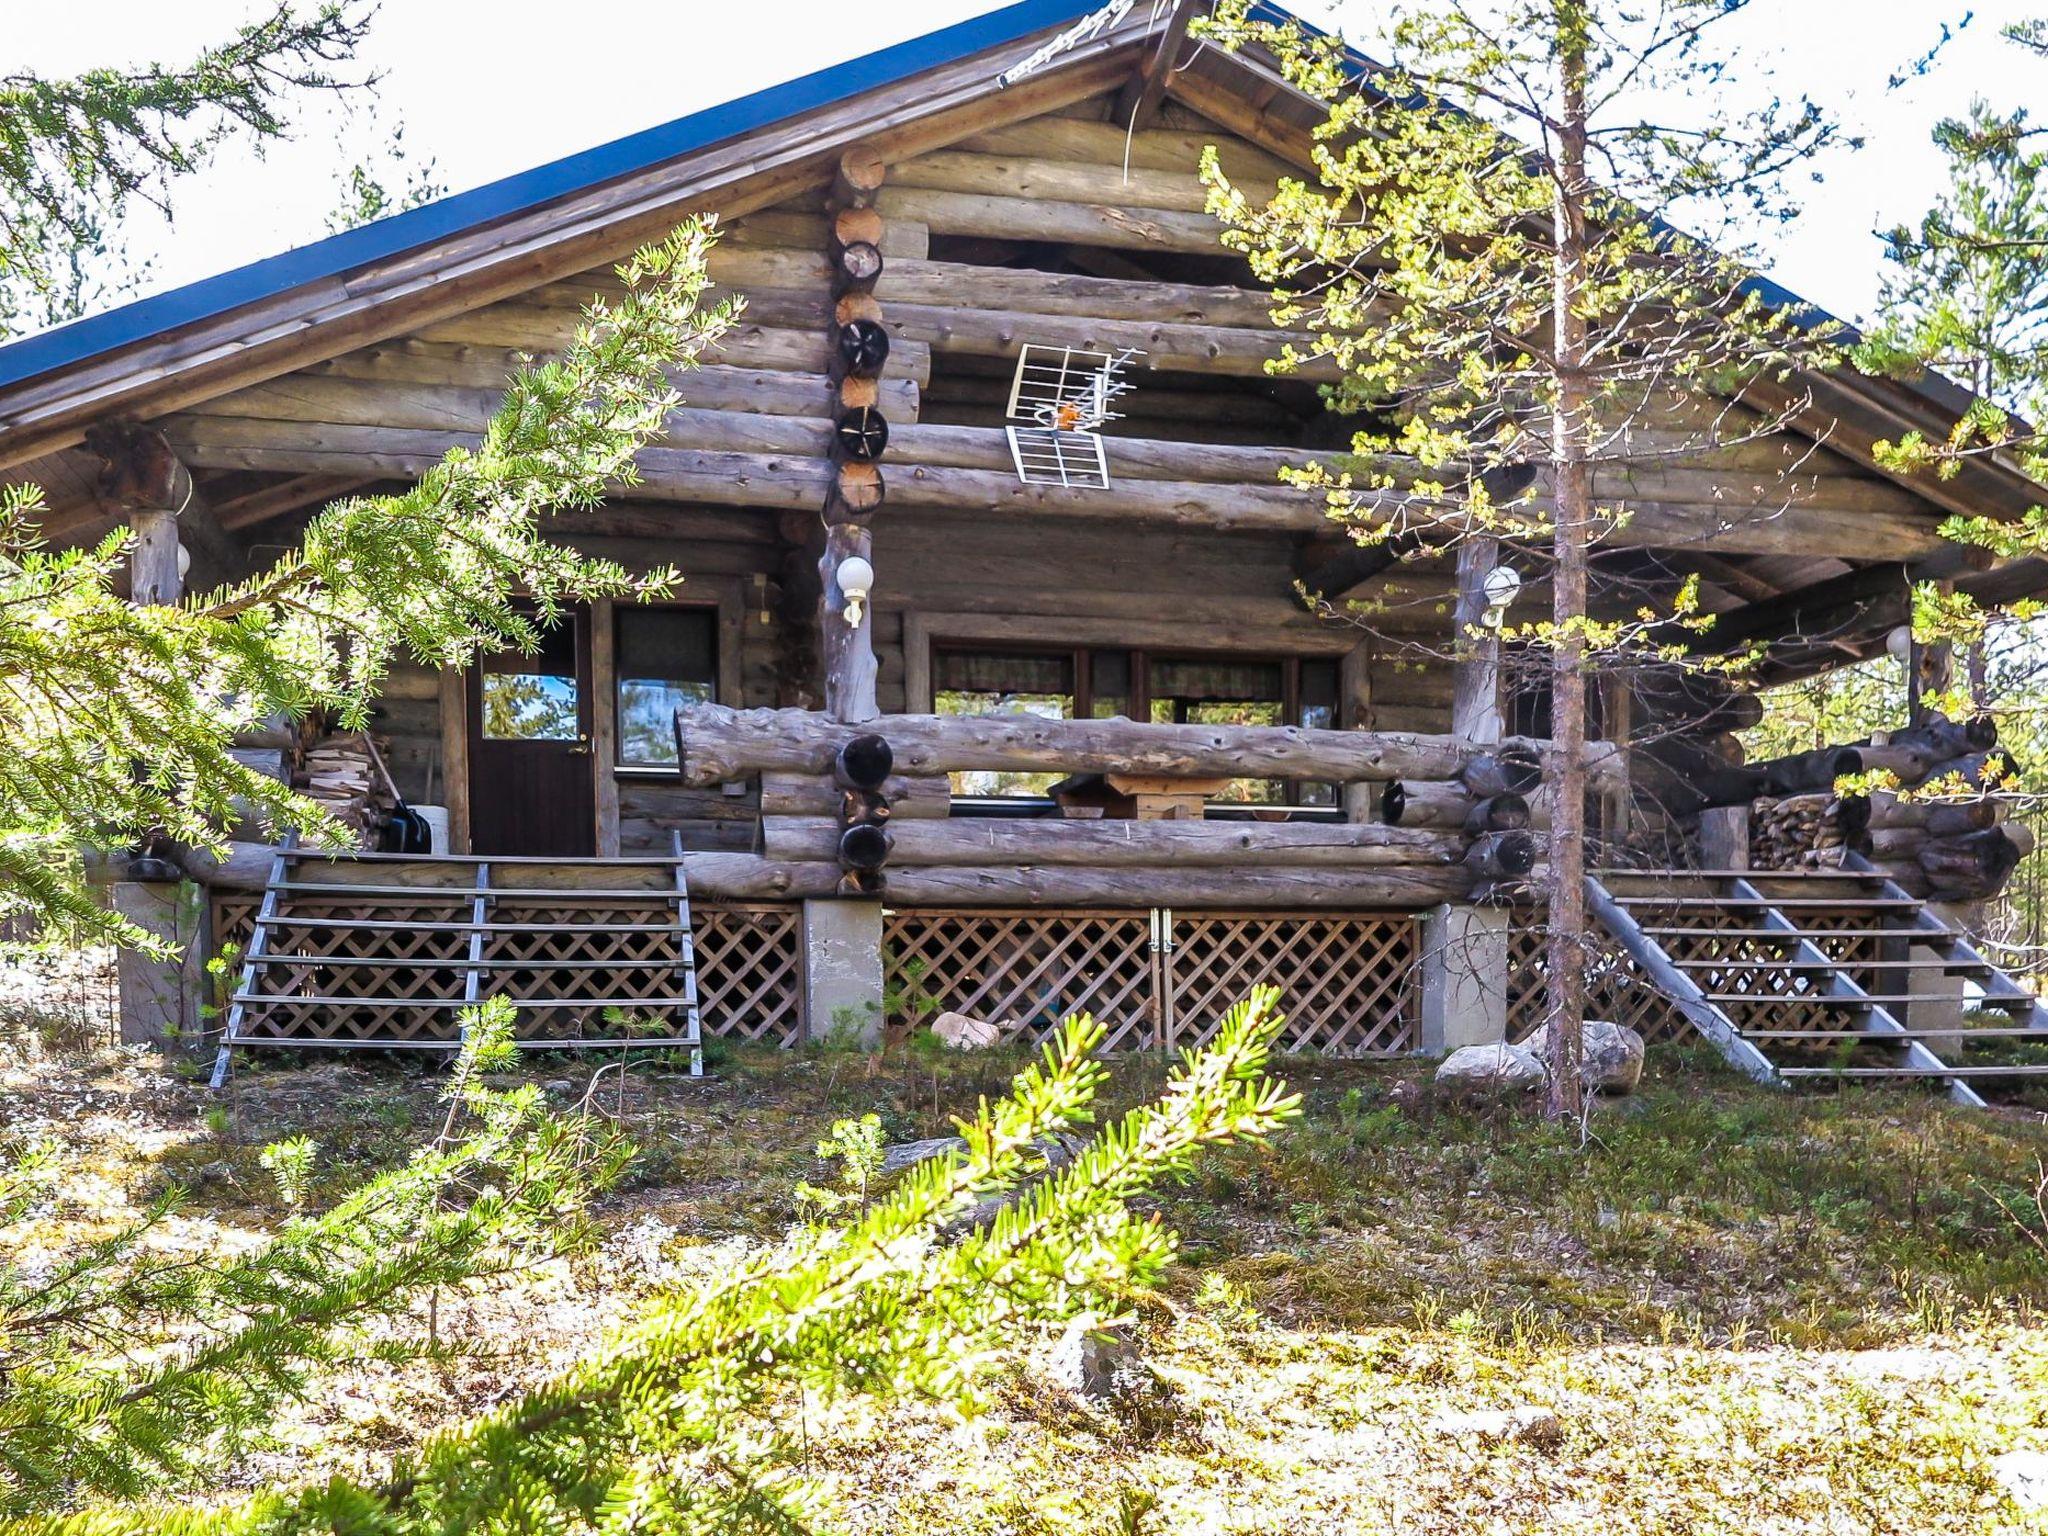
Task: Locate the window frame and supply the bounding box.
[930,640,1341,814]
[612,600,723,773]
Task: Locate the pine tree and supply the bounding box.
[0,3,376,336]
[1,222,736,950]
[0,999,631,1516]
[1201,0,1844,1118]
[6,992,1299,1533]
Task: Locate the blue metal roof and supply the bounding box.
[0,0,1108,393]
[0,0,1984,431]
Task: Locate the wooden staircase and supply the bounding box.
[1591,861,2048,1107]
[208,833,704,1088]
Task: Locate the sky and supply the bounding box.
[9,0,2045,334]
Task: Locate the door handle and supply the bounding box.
[567,736,592,756]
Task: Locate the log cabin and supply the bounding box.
[7,0,2048,1098]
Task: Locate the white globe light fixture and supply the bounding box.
[837,554,875,628]
[1886,624,1914,663]
[1480,564,1522,628]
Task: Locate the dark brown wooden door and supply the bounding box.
[467,609,596,857]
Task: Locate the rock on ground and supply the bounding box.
[1042,1315,1143,1405]
[1528,1018,1645,1093]
[1996,1449,2048,1512]
[1429,1404,1564,1450]
[931,1010,1004,1049]
[1435,1042,1546,1093]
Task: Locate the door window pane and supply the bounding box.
[934,649,1075,796]
[481,621,580,741]
[616,608,718,766]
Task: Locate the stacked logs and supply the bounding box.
[820,142,890,723]
[657,704,1626,908]
[1746,716,2033,901]
[1379,740,1546,900]
[294,730,398,841]
[1750,791,1871,867]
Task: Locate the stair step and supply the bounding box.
[1780,1064,2048,1079]
[277,882,681,901]
[264,917,681,934]
[1707,992,2034,1008]
[1619,897,1922,909]
[293,852,684,867]
[1671,957,1989,972]
[234,992,699,1009]
[1638,926,1957,943]
[249,953,689,970]
[1745,1027,2048,1040]
[1599,868,1886,881]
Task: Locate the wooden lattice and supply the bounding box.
[884,909,1158,1050]
[1507,909,1691,1045]
[884,908,1419,1057]
[1167,912,1418,1057]
[693,904,804,1047]
[215,879,799,1048]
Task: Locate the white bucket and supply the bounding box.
[413,804,451,855]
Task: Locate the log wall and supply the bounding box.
[162,90,1959,867]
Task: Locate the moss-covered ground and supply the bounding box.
[8,1023,2048,1532]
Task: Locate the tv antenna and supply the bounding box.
[1003,343,1143,489]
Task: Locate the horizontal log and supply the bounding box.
[952,117,1297,184]
[642,245,1287,327]
[875,186,1229,254]
[673,702,1624,789]
[892,148,1279,215]
[202,368,921,434]
[410,311,935,387]
[756,770,950,818]
[876,299,1339,381]
[760,814,1469,867]
[877,862,1475,909]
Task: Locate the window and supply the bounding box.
[933,648,1076,797]
[616,607,718,767]
[931,643,1341,808]
[480,621,580,742]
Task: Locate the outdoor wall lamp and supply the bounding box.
[1480,564,1522,627]
[837,554,874,628]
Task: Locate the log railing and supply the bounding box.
[660,704,1617,909]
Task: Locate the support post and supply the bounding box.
[590,596,621,856]
[1451,536,1503,745]
[1907,577,1955,725]
[1698,804,1750,870]
[1418,902,1509,1054]
[1906,898,1971,1056]
[438,666,472,853]
[114,880,206,1050]
[801,897,885,1045]
[1340,636,1375,822]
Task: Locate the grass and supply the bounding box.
[8,1028,2048,1531]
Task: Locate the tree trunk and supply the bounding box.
[1543,9,1593,1124]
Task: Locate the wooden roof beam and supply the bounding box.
[1113,0,1199,133]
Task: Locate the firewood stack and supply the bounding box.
[1749,791,1871,869]
[1747,716,2034,901]
[293,730,397,844]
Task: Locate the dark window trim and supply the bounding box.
[613,599,722,773]
[931,639,1341,813]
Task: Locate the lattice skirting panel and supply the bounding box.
[1507,909,1691,1046]
[884,908,1420,1057]
[210,895,803,1048]
[884,909,1159,1051]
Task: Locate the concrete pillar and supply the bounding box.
[1906,898,1971,1057]
[1698,805,1750,870]
[802,897,885,1046]
[1419,902,1509,1054]
[114,880,206,1050]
